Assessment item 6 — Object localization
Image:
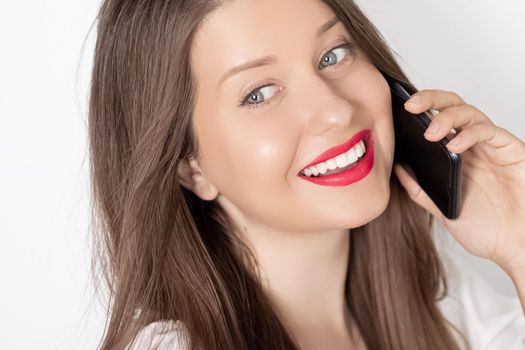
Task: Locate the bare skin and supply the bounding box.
[177,0,395,347]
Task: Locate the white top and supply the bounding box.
[126,228,525,349]
[436,247,525,349]
[125,320,188,349]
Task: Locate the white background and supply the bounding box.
[0,0,524,348]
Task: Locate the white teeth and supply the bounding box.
[335,152,350,168]
[347,147,358,163]
[355,141,365,157]
[317,162,328,175]
[302,140,366,177]
[309,167,319,176]
[326,158,338,170]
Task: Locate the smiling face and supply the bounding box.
[183,0,395,234]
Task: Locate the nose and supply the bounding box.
[298,75,356,136]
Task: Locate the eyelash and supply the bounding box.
[237,40,356,111]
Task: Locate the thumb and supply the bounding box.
[393,163,444,222]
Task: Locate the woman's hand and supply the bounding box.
[393,89,525,275]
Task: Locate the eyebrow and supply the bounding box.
[219,16,342,86]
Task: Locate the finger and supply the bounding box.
[404,89,465,114]
[423,104,493,141]
[445,122,501,153]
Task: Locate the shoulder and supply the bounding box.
[434,226,525,349]
[125,319,190,350]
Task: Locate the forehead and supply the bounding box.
[190,0,340,83]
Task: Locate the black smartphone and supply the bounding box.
[386,76,462,220]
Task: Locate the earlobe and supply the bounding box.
[176,157,219,201]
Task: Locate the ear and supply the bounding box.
[176,157,219,201]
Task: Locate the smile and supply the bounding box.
[298,129,374,186]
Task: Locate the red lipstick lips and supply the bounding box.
[299,129,371,172]
[298,128,374,187]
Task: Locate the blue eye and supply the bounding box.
[238,41,356,111]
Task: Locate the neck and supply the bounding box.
[242,223,352,337]
[216,194,354,342]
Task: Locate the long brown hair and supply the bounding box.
[87,0,470,349]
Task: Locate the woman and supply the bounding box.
[87,0,525,349]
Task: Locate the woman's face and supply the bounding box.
[186,0,395,233]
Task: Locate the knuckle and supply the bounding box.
[435,110,452,123]
[450,91,465,104]
[460,103,472,111]
[465,103,480,113]
[410,188,422,200]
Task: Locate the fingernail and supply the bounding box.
[448,137,461,147]
[426,122,440,135]
[407,95,421,105]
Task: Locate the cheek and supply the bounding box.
[208,118,302,226]
[232,118,297,181]
[375,97,395,170]
[204,115,298,196]
[363,70,395,161]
